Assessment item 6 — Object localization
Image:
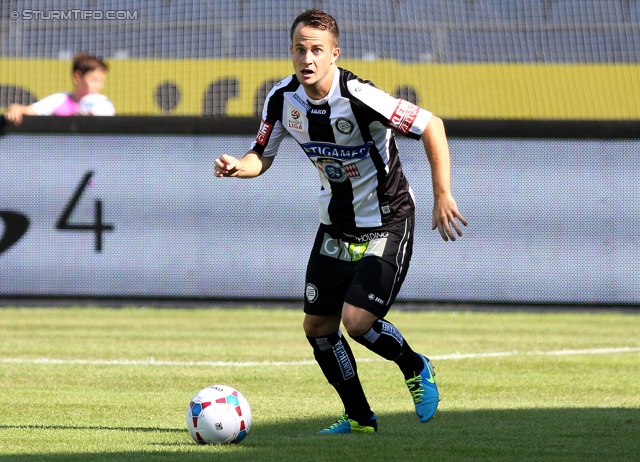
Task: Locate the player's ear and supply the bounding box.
[332,46,340,63]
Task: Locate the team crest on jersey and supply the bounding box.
[336,118,353,134]
[315,158,348,183]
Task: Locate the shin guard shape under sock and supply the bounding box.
[351,318,423,379]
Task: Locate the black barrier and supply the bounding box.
[2,116,640,138]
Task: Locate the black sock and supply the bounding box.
[351,318,424,380]
[307,330,373,424]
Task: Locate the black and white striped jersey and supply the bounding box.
[250,67,433,232]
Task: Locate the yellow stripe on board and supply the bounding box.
[1,58,639,119]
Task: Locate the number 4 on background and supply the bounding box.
[56,171,114,252]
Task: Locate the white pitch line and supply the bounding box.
[0,346,638,368]
[0,357,319,367]
[432,346,640,360]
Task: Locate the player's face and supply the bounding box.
[290,23,340,100]
[73,69,106,99]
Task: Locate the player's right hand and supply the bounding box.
[215,154,242,177]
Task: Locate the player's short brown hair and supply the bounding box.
[72,54,108,75]
[290,9,339,48]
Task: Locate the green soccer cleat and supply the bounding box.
[316,413,378,434]
[405,354,439,423]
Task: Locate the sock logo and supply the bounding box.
[381,320,404,346]
[0,211,30,255]
[333,341,355,380]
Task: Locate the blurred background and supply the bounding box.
[1,0,639,117]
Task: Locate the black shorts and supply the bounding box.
[303,216,414,318]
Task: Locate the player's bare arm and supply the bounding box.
[421,116,468,241]
[215,151,274,178]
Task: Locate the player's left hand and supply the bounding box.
[432,193,467,241]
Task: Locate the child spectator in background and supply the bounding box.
[4,53,113,126]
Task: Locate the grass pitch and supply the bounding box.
[0,306,638,461]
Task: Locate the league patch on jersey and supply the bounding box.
[256,119,273,145]
[286,104,306,132]
[389,99,419,136]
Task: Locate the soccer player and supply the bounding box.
[4,54,110,126]
[215,9,467,434]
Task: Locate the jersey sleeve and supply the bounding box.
[346,79,432,140]
[30,93,70,116]
[250,118,286,158]
[249,77,293,157]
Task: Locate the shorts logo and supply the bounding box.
[348,243,367,262]
[368,293,385,305]
[336,118,353,134]
[389,99,419,135]
[305,283,319,303]
[320,233,387,261]
[256,119,273,145]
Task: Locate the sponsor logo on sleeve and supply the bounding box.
[256,119,273,145]
[389,99,419,135]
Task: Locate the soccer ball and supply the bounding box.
[78,94,116,116]
[186,384,252,445]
